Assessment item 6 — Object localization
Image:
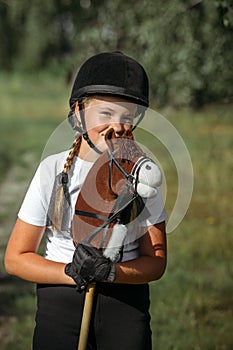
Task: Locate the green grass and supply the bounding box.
[0,73,232,349]
[0,71,69,181]
[149,105,233,349]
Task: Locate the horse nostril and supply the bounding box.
[145,164,151,170]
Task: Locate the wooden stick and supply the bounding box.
[77,283,96,350]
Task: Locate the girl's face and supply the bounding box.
[76,95,137,154]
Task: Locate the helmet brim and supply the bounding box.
[69,84,149,108]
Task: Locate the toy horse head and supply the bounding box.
[71,129,162,260]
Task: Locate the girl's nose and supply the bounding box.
[112,122,125,136]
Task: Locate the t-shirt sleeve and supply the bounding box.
[138,188,167,227]
[18,156,57,226]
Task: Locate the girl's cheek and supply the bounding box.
[85,118,109,132]
[95,123,109,132]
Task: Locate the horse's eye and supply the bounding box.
[145,164,151,170]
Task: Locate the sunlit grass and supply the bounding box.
[0,71,68,120]
[149,104,233,349]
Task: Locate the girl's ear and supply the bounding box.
[68,103,82,132]
[75,102,81,123]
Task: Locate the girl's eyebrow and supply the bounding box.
[96,104,136,116]
[97,105,115,112]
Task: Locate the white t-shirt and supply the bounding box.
[18,151,167,263]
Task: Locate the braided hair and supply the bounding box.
[52,136,82,230]
[51,96,95,230]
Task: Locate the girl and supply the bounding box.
[4,51,167,350]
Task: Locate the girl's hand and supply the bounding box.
[65,243,115,291]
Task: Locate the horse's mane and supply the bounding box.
[105,129,144,161]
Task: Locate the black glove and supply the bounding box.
[65,242,115,292]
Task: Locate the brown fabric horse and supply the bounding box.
[71,129,162,260]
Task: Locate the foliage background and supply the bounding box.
[0,0,233,106]
[0,0,232,349]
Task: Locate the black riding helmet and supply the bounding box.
[68,51,149,153]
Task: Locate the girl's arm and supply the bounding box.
[5,218,166,286]
[4,218,75,285]
[114,221,167,284]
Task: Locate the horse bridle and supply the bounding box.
[75,148,143,247]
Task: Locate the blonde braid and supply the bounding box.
[63,136,82,174]
[52,136,82,230]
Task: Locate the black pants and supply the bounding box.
[33,282,152,350]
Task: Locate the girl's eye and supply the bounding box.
[101,111,111,117]
[122,116,134,124]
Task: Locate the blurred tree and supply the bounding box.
[9,0,77,70]
[0,0,232,106]
[215,0,233,27]
[0,0,21,70]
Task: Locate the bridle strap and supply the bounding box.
[83,191,138,244]
[131,156,152,191]
[75,145,143,247]
[75,210,108,222]
[107,149,135,193]
[131,156,152,176]
[75,148,139,241]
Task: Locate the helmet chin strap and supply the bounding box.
[132,108,146,132]
[78,101,103,155]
